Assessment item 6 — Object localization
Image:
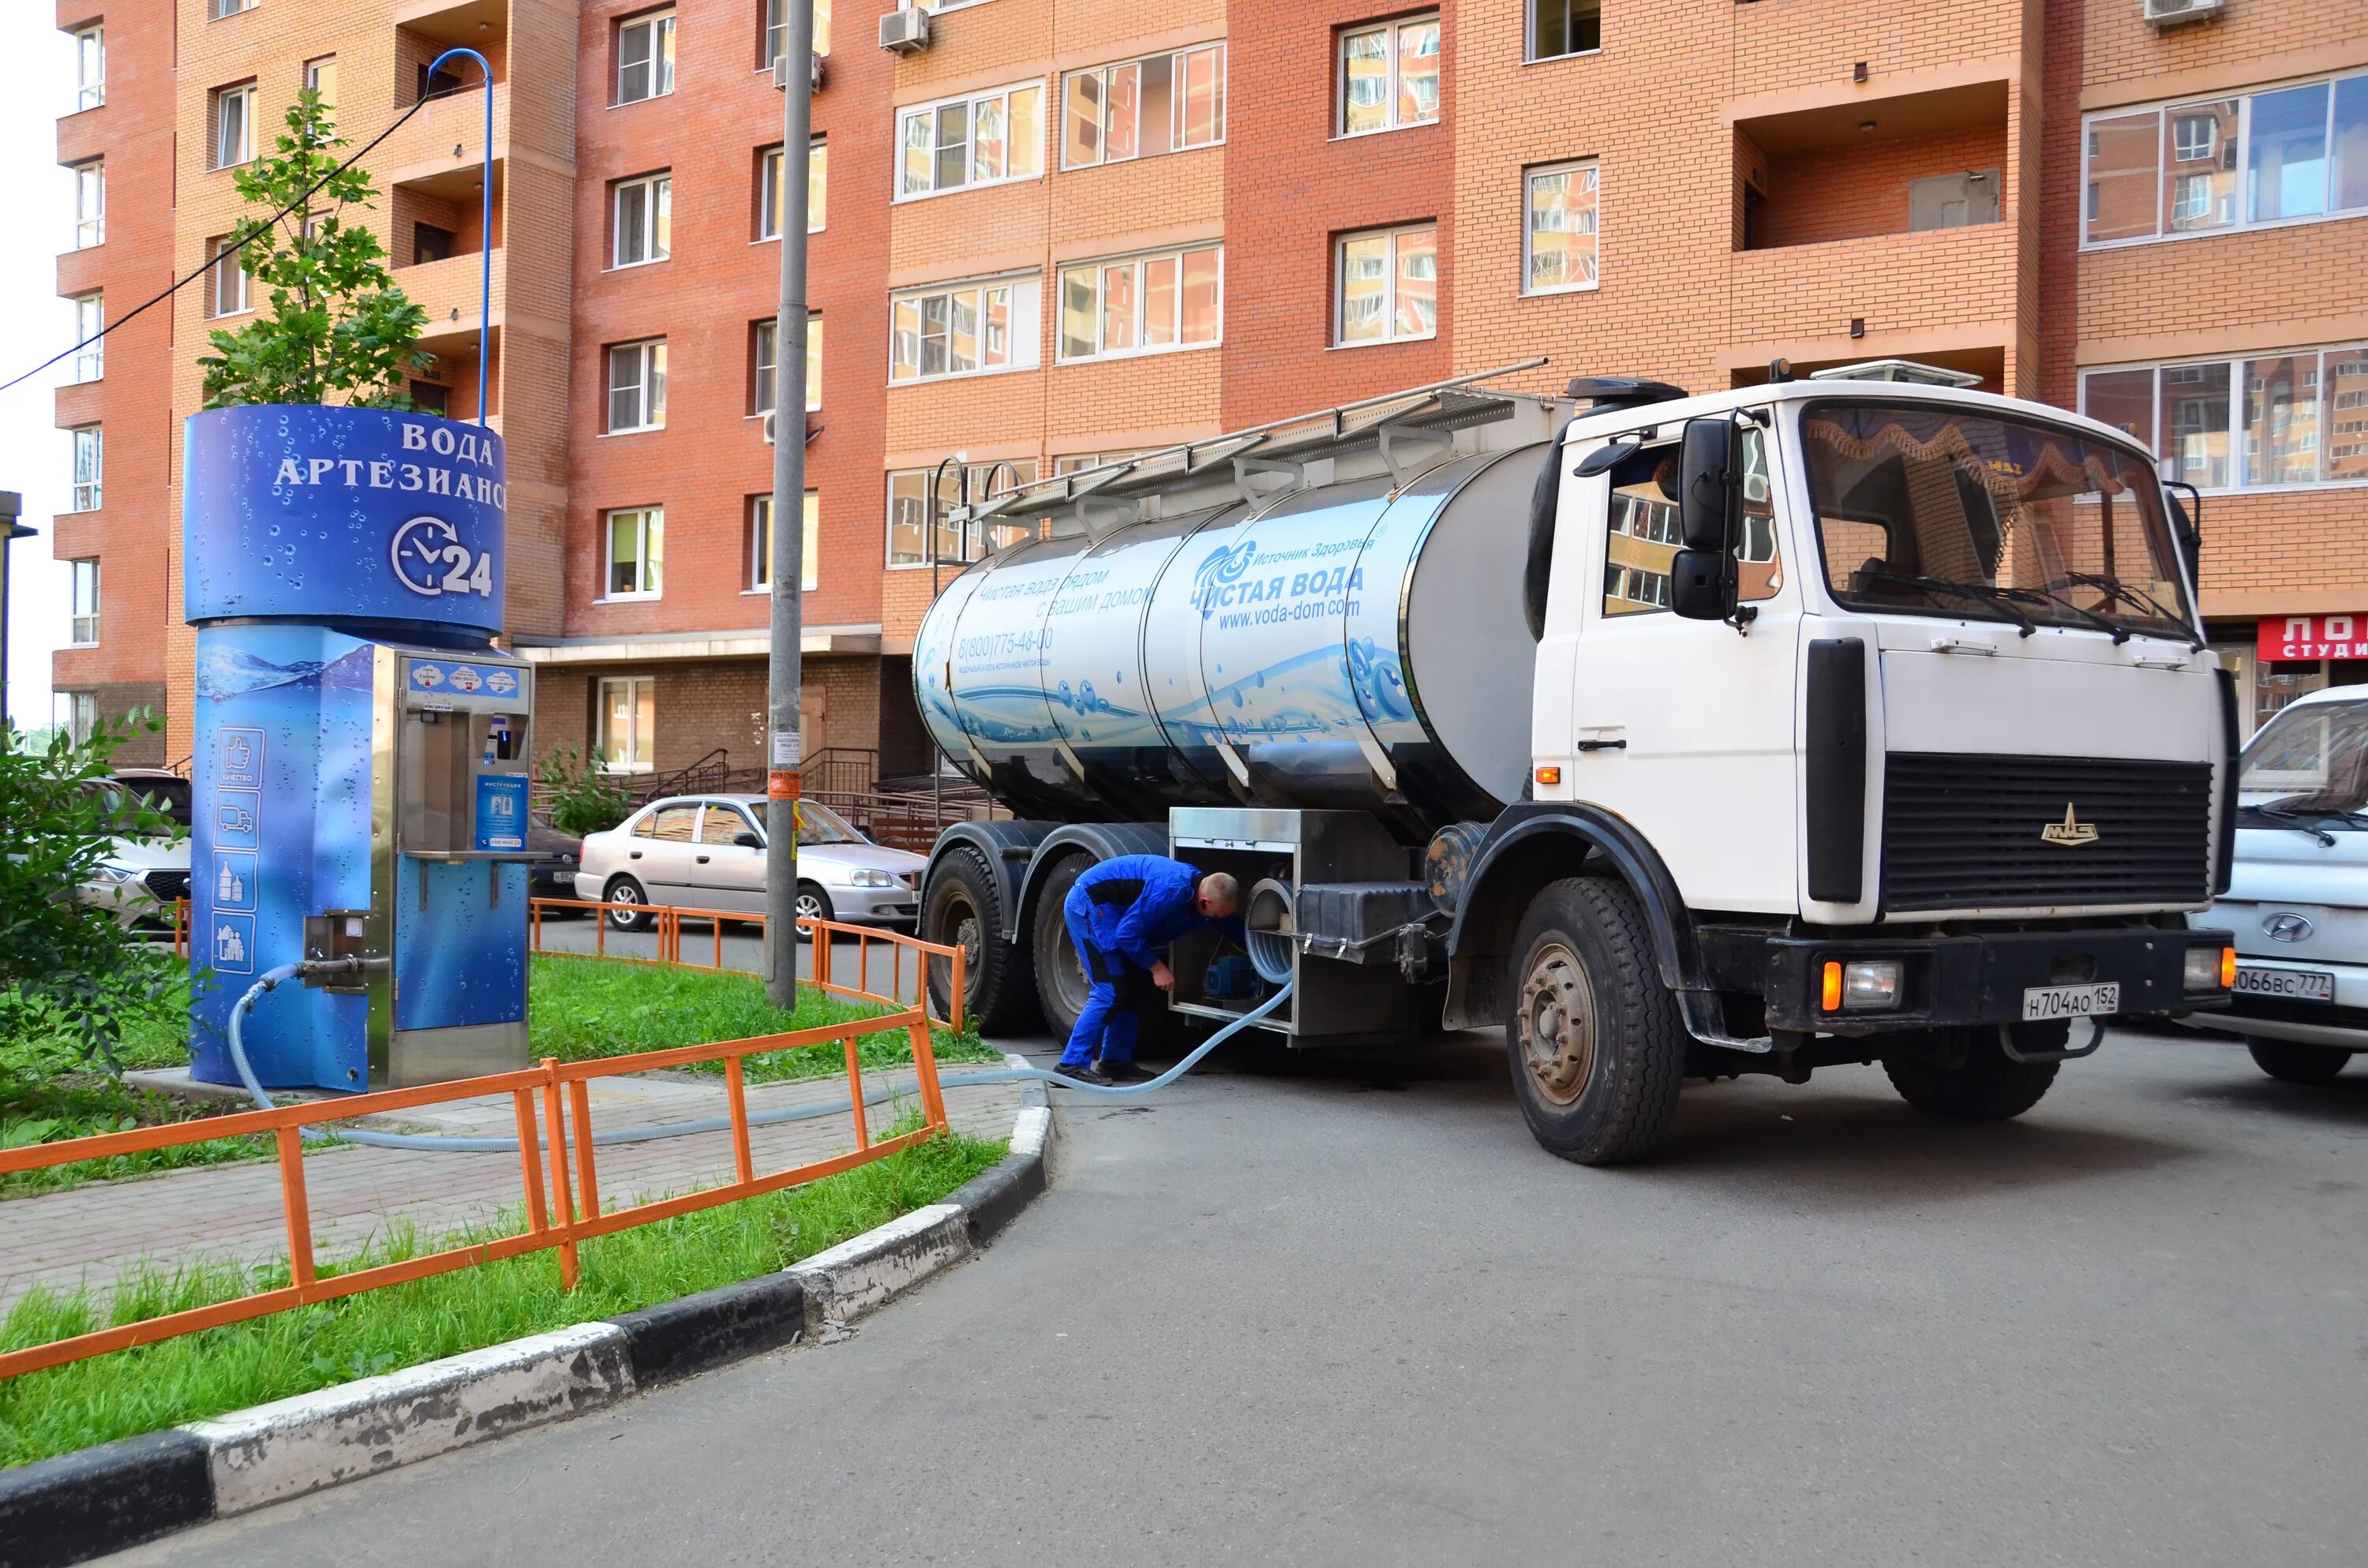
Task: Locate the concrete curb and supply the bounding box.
[0,1064,1055,1568]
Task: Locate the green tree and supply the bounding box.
[197,89,433,410]
[0,715,185,1071]
[538,747,635,838]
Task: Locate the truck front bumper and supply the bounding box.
[1762,926,2235,1036]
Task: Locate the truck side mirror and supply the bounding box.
[1678,417,1741,552]
[1669,548,1738,621]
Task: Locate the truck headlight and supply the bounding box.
[2184,945,2235,992]
[848,869,896,888]
[1823,959,1903,1011]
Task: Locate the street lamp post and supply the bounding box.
[764,3,816,1009]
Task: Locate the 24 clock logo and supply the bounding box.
[388,515,495,599]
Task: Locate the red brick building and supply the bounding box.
[49,0,2368,775]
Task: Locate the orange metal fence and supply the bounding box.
[0,1006,950,1381]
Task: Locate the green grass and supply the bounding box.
[0,1119,1005,1470]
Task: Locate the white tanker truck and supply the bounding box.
[913,362,2238,1163]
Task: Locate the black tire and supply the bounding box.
[793,882,833,944]
[922,846,1042,1036]
[1504,877,1687,1166]
[2247,1038,2352,1085]
[1883,1025,2059,1121]
[602,875,654,932]
[1029,853,1187,1056]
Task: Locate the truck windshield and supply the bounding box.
[2239,697,2368,834]
[1804,402,2197,642]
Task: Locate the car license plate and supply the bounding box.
[2021,982,2120,1022]
[2232,965,2336,1001]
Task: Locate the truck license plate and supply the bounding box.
[2021,982,2120,1022]
[2233,965,2335,1001]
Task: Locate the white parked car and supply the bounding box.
[574,794,924,939]
[72,778,191,930]
[2185,686,2368,1083]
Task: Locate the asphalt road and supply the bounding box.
[118,1026,2366,1566]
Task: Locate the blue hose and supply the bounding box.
[223,962,1294,1154]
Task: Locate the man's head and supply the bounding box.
[1193,870,1240,919]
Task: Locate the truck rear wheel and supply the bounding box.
[923,847,1041,1037]
[1883,1026,2059,1121]
[1030,854,1182,1053]
[1504,878,1686,1166]
[2247,1038,2352,1084]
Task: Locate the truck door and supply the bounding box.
[1561,425,1803,915]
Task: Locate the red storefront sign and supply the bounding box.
[2257,615,2368,661]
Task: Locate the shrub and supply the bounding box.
[538,746,634,837]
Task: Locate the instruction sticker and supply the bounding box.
[474,774,529,851]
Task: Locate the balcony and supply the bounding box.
[1736,81,2009,252]
[394,0,506,49]
[1725,221,2020,376]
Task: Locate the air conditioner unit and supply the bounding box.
[2141,0,2222,28]
[761,410,777,445]
[771,51,826,91]
[878,6,931,53]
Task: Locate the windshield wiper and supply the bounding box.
[2037,572,2197,647]
[2240,803,2338,846]
[1853,564,2036,637]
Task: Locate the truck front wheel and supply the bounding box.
[1504,878,1687,1166]
[922,847,1041,1037]
[1882,1026,2059,1121]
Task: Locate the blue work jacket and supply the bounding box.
[1066,854,1245,968]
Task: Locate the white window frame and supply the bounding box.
[602,508,665,600]
[1056,244,1224,363]
[1337,14,1441,138]
[1061,43,1227,170]
[752,313,823,414]
[212,84,256,169]
[886,462,1040,569]
[888,274,1042,385]
[2079,346,2368,496]
[759,139,827,240]
[208,237,250,318]
[73,24,104,111]
[207,0,257,20]
[70,426,102,513]
[72,160,103,249]
[71,294,103,383]
[69,559,100,646]
[605,339,669,433]
[612,172,673,268]
[597,676,657,773]
[1521,159,1601,296]
[2079,69,2368,250]
[763,0,833,64]
[747,492,820,593]
[616,10,677,105]
[895,80,1046,201]
[1333,223,1438,347]
[1525,0,1603,64]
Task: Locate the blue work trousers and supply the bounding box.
[1059,907,1158,1067]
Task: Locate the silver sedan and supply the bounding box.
[573,795,925,939]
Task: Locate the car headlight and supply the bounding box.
[848,868,896,889]
[2184,945,2235,993]
[89,864,141,885]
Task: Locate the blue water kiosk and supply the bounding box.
[183,406,535,1091]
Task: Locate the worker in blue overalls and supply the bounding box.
[1059,855,1243,1085]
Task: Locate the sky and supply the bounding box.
[1,14,81,734]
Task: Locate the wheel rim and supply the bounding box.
[1047,929,1089,1024]
[932,889,982,1001]
[1519,940,1598,1106]
[796,891,825,922]
[608,885,643,927]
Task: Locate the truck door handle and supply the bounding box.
[1576,738,1627,751]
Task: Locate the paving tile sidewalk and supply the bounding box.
[0,1067,1019,1317]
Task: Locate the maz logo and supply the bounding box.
[2040,805,2099,847]
[388,515,494,599]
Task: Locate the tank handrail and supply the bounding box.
[954,357,1550,524]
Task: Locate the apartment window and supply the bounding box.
[414,223,456,265]
[759,140,826,238]
[73,25,103,110]
[890,275,1041,383]
[208,236,250,317]
[70,294,103,383]
[764,0,832,62]
[1339,15,1439,137]
[1336,224,1437,346]
[897,81,1046,199]
[753,314,823,414]
[71,161,103,249]
[70,427,103,513]
[2083,72,2368,245]
[613,173,672,266]
[617,11,677,104]
[212,84,256,169]
[208,0,257,19]
[1523,162,1599,294]
[2081,343,2368,490]
[606,340,668,432]
[1062,43,1226,169]
[1058,245,1222,361]
[1528,0,1602,62]
[887,462,1039,567]
[598,678,656,772]
[69,559,101,646]
[63,692,99,746]
[410,381,450,414]
[748,492,821,591]
[604,508,664,598]
[305,57,338,119]
[1053,451,1141,476]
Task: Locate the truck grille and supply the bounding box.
[1880,754,2213,913]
